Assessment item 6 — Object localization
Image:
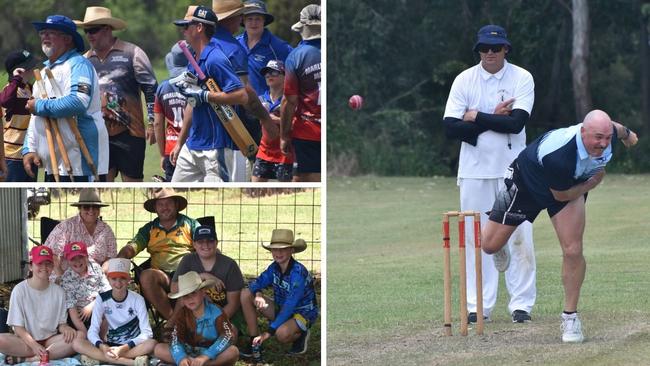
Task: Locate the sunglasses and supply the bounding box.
[38,30,65,38]
[477,44,504,53]
[182,22,199,30]
[264,70,283,77]
[84,26,105,35]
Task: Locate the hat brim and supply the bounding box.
[71,202,109,207]
[292,23,321,40]
[73,18,127,31]
[242,12,274,26]
[143,195,188,213]
[65,252,87,261]
[11,56,39,73]
[168,278,216,299]
[107,272,130,279]
[473,38,512,52]
[262,239,307,253]
[32,22,86,53]
[216,6,246,21]
[261,66,283,75]
[32,257,54,265]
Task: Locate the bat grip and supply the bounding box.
[177,41,206,81]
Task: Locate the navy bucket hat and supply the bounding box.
[473,25,511,53]
[32,15,85,53]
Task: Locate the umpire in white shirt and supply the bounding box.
[442,24,536,324]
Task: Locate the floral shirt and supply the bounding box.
[60,261,111,309]
[44,214,117,265]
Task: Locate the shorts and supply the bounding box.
[293,139,320,174]
[252,158,293,181]
[108,131,145,179]
[162,155,175,182]
[488,162,578,225]
[273,304,313,331]
[171,145,233,182]
[5,159,37,182]
[45,174,91,182]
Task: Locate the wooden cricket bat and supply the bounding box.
[33,69,65,182]
[177,41,258,158]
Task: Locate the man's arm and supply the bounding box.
[224,291,241,319]
[117,244,136,259]
[280,94,298,155]
[550,169,605,202]
[442,117,487,145]
[611,121,639,147]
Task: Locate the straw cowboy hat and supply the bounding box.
[168,271,216,299]
[143,188,188,213]
[212,0,246,21]
[70,188,109,207]
[262,229,307,253]
[74,7,127,30]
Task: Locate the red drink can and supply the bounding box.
[39,350,49,365]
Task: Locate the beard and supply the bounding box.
[41,44,55,58]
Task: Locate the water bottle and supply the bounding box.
[252,343,262,362]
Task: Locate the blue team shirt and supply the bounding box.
[517,123,617,207]
[248,258,318,332]
[237,29,293,95]
[186,39,243,151]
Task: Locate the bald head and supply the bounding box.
[582,110,612,134]
[581,109,613,157]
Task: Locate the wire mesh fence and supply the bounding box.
[27,188,321,277]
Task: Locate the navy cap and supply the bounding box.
[261,59,284,76]
[473,25,511,52]
[32,15,85,53]
[174,6,218,27]
[193,225,217,241]
[5,50,38,74]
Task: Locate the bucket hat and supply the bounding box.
[32,15,85,52]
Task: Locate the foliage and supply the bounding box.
[328,0,650,176]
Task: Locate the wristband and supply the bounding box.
[623,127,630,139]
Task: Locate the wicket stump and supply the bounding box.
[442,210,483,336]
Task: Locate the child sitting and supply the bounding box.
[73,258,156,366]
[153,271,239,366]
[0,246,77,364]
[240,229,319,361]
[59,241,111,334]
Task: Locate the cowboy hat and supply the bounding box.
[74,7,127,30]
[70,188,109,207]
[261,229,307,253]
[212,0,246,21]
[168,271,216,299]
[143,188,188,213]
[32,15,85,52]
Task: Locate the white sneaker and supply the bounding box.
[493,244,510,272]
[561,314,584,343]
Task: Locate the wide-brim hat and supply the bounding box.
[291,4,321,40]
[472,24,512,52]
[74,7,127,30]
[261,229,307,253]
[71,188,109,207]
[213,0,246,21]
[143,188,188,213]
[169,271,216,299]
[242,0,274,26]
[32,15,85,53]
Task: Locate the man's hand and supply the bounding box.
[462,109,478,122]
[280,137,292,156]
[146,125,156,145]
[178,87,209,107]
[493,98,515,115]
[22,153,41,178]
[170,145,182,166]
[199,272,225,292]
[622,130,639,148]
[589,169,606,187]
[25,98,37,114]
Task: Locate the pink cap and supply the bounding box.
[30,246,54,265]
[63,241,88,261]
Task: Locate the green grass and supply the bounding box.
[327,175,650,365]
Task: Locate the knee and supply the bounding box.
[222,345,239,364]
[275,326,293,344]
[562,241,584,260]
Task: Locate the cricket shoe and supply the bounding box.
[561,313,584,343]
[512,310,532,323]
[468,312,491,324]
[493,244,511,272]
[287,329,310,355]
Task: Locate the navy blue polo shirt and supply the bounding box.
[237,29,293,95]
[517,123,617,207]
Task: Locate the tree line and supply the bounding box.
[328,0,650,176]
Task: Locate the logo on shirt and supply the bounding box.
[111,55,129,63]
[254,54,265,62]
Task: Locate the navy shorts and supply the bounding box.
[252,157,293,181]
[293,139,320,174]
[108,131,145,179]
[488,162,581,226]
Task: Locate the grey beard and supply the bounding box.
[41,44,55,58]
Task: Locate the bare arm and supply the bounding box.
[207,88,248,106]
[280,95,299,155]
[154,112,166,158]
[550,170,605,202]
[224,291,241,319]
[611,121,639,147]
[117,244,136,259]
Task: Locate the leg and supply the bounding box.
[275,319,303,344]
[504,221,537,315]
[153,343,174,363]
[43,332,78,360]
[205,345,239,366]
[140,269,173,320]
[122,339,157,359]
[550,197,586,312]
[203,148,231,183]
[0,333,38,361]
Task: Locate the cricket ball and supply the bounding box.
[348,95,363,110]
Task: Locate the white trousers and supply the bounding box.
[171,145,233,182]
[459,178,537,317]
[230,151,251,182]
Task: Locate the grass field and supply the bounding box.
[327,175,650,365]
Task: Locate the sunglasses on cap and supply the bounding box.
[477,44,505,53]
[264,70,283,77]
[84,26,105,35]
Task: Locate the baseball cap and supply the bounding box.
[261,59,284,76]
[107,258,131,279]
[193,225,217,242]
[63,241,88,261]
[174,6,218,27]
[30,245,54,265]
[473,25,512,52]
[4,50,38,75]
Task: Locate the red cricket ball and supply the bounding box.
[348,95,363,110]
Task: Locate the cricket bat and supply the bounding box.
[177,41,258,158]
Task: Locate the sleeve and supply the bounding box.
[61,271,77,309]
[170,326,189,365]
[87,295,104,346]
[103,225,118,261]
[247,265,274,295]
[511,71,535,114]
[6,283,25,327]
[268,268,307,332]
[133,46,158,122]
[56,286,68,325]
[202,311,233,360]
[474,109,530,134]
[442,117,486,145]
[225,259,245,291]
[127,295,153,348]
[0,77,20,107]
[153,87,163,114]
[22,114,38,155]
[34,61,95,118]
[207,56,244,94]
[43,220,68,257]
[271,36,293,62]
[129,222,152,254]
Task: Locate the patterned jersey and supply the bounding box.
[88,289,153,348]
[284,39,321,142]
[127,214,199,273]
[248,258,318,332]
[256,90,292,164]
[154,80,186,156]
[85,39,157,138]
[1,77,32,160]
[60,260,111,309]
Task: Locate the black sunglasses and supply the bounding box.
[477,44,504,53]
[182,22,199,30]
[84,26,105,35]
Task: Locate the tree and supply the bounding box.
[569,0,592,121]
